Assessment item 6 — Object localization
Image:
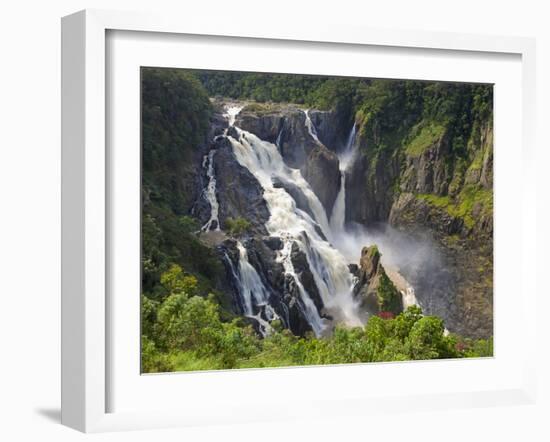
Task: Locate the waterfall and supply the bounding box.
[275,128,283,150]
[303,109,322,145]
[201,149,220,231]
[301,115,422,314]
[225,105,242,127]
[402,287,419,309]
[329,123,357,234]
[226,121,363,332]
[278,237,326,336]
[339,123,357,170]
[235,241,278,336]
[223,241,279,337]
[235,241,270,313]
[201,105,245,232]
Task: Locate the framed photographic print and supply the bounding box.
[61,9,537,432]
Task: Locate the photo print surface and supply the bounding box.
[141,68,493,373]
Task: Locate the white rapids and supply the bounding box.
[201,149,220,231]
[225,107,363,334]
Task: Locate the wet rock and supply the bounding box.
[308,109,351,153]
[212,137,270,235]
[359,245,381,283]
[263,236,283,251]
[283,274,314,336]
[290,242,324,313]
[354,245,403,316]
[244,237,285,292]
[226,126,240,140]
[301,146,341,216]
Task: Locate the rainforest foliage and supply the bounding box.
[141,68,225,302]
[142,264,493,373]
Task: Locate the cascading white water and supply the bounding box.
[226,114,363,333]
[330,123,357,234]
[339,123,358,170]
[225,105,242,127]
[234,241,279,336]
[201,149,220,231]
[201,105,245,232]
[235,241,270,314]
[275,128,283,150]
[278,236,326,336]
[303,109,322,145]
[402,287,419,308]
[222,244,277,337]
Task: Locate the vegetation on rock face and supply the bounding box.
[377,270,403,315]
[405,122,446,157]
[225,217,252,237]
[417,184,493,230]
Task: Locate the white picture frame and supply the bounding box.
[61,9,537,433]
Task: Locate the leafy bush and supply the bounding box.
[141,265,492,373]
[225,217,252,236]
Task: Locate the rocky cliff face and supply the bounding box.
[343,108,494,338]
[353,245,404,316]
[302,146,340,216]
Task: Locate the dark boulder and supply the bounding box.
[282,274,314,336]
[301,146,341,217]
[226,126,240,140]
[212,137,270,235]
[348,263,359,277]
[244,237,285,292]
[290,242,324,313]
[353,245,403,316]
[263,236,284,251]
[308,109,351,153]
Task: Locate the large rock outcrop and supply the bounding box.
[301,146,341,216]
[354,245,403,316]
[200,136,270,235]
